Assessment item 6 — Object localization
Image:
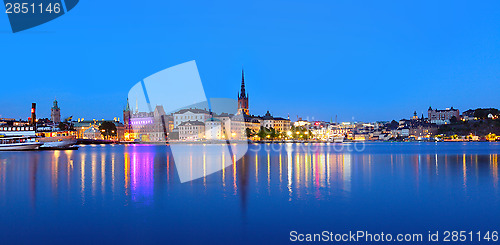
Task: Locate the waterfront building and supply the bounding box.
[242,114,261,134]
[398,112,439,139]
[261,111,276,129]
[409,124,438,139]
[309,122,330,140]
[205,118,223,140]
[355,123,376,135]
[294,118,311,129]
[83,125,102,139]
[124,104,174,142]
[74,119,125,141]
[178,120,206,141]
[428,106,460,125]
[173,108,211,128]
[396,127,410,137]
[51,99,61,124]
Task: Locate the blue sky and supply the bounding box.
[1,0,499,122]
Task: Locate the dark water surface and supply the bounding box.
[0,142,499,244]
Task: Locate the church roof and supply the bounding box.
[178,120,205,126]
[51,99,60,110]
[174,108,210,114]
[83,125,100,134]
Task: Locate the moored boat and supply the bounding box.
[38,135,77,149]
[0,136,43,151]
[328,135,344,143]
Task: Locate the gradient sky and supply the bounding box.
[1,0,499,122]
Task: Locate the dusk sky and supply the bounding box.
[1,0,499,122]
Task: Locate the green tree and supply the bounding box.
[58,122,68,131]
[245,128,255,138]
[257,126,267,140]
[99,121,117,140]
[58,122,74,131]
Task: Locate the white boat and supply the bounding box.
[334,135,344,143]
[38,135,77,149]
[0,136,43,151]
[328,135,344,143]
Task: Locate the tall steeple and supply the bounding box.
[124,98,131,112]
[237,68,249,115]
[51,98,61,124]
[240,69,247,98]
[123,98,132,128]
[135,99,139,114]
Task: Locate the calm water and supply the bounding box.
[0,142,499,244]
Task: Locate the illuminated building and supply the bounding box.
[178,120,206,141]
[173,108,211,128]
[205,118,223,140]
[293,118,311,129]
[82,125,102,139]
[74,119,125,140]
[261,111,291,133]
[51,99,61,124]
[428,106,460,125]
[124,104,173,142]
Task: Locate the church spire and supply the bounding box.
[240,69,246,98]
[135,99,138,113]
[237,68,249,115]
[124,98,131,112]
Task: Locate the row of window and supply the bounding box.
[175,115,208,120]
[1,127,34,131]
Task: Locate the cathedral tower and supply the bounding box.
[51,99,61,124]
[237,69,249,115]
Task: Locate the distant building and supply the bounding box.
[205,118,223,140]
[128,105,172,142]
[178,120,205,141]
[411,111,419,120]
[398,112,438,139]
[173,108,211,128]
[83,125,102,139]
[462,109,475,121]
[428,106,460,125]
[51,99,61,124]
[74,119,125,140]
[294,118,311,129]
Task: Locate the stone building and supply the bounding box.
[178,120,206,141]
[51,99,61,124]
[428,106,460,125]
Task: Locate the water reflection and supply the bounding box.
[0,143,498,210]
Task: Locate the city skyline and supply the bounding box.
[1,85,498,124]
[1,0,499,121]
